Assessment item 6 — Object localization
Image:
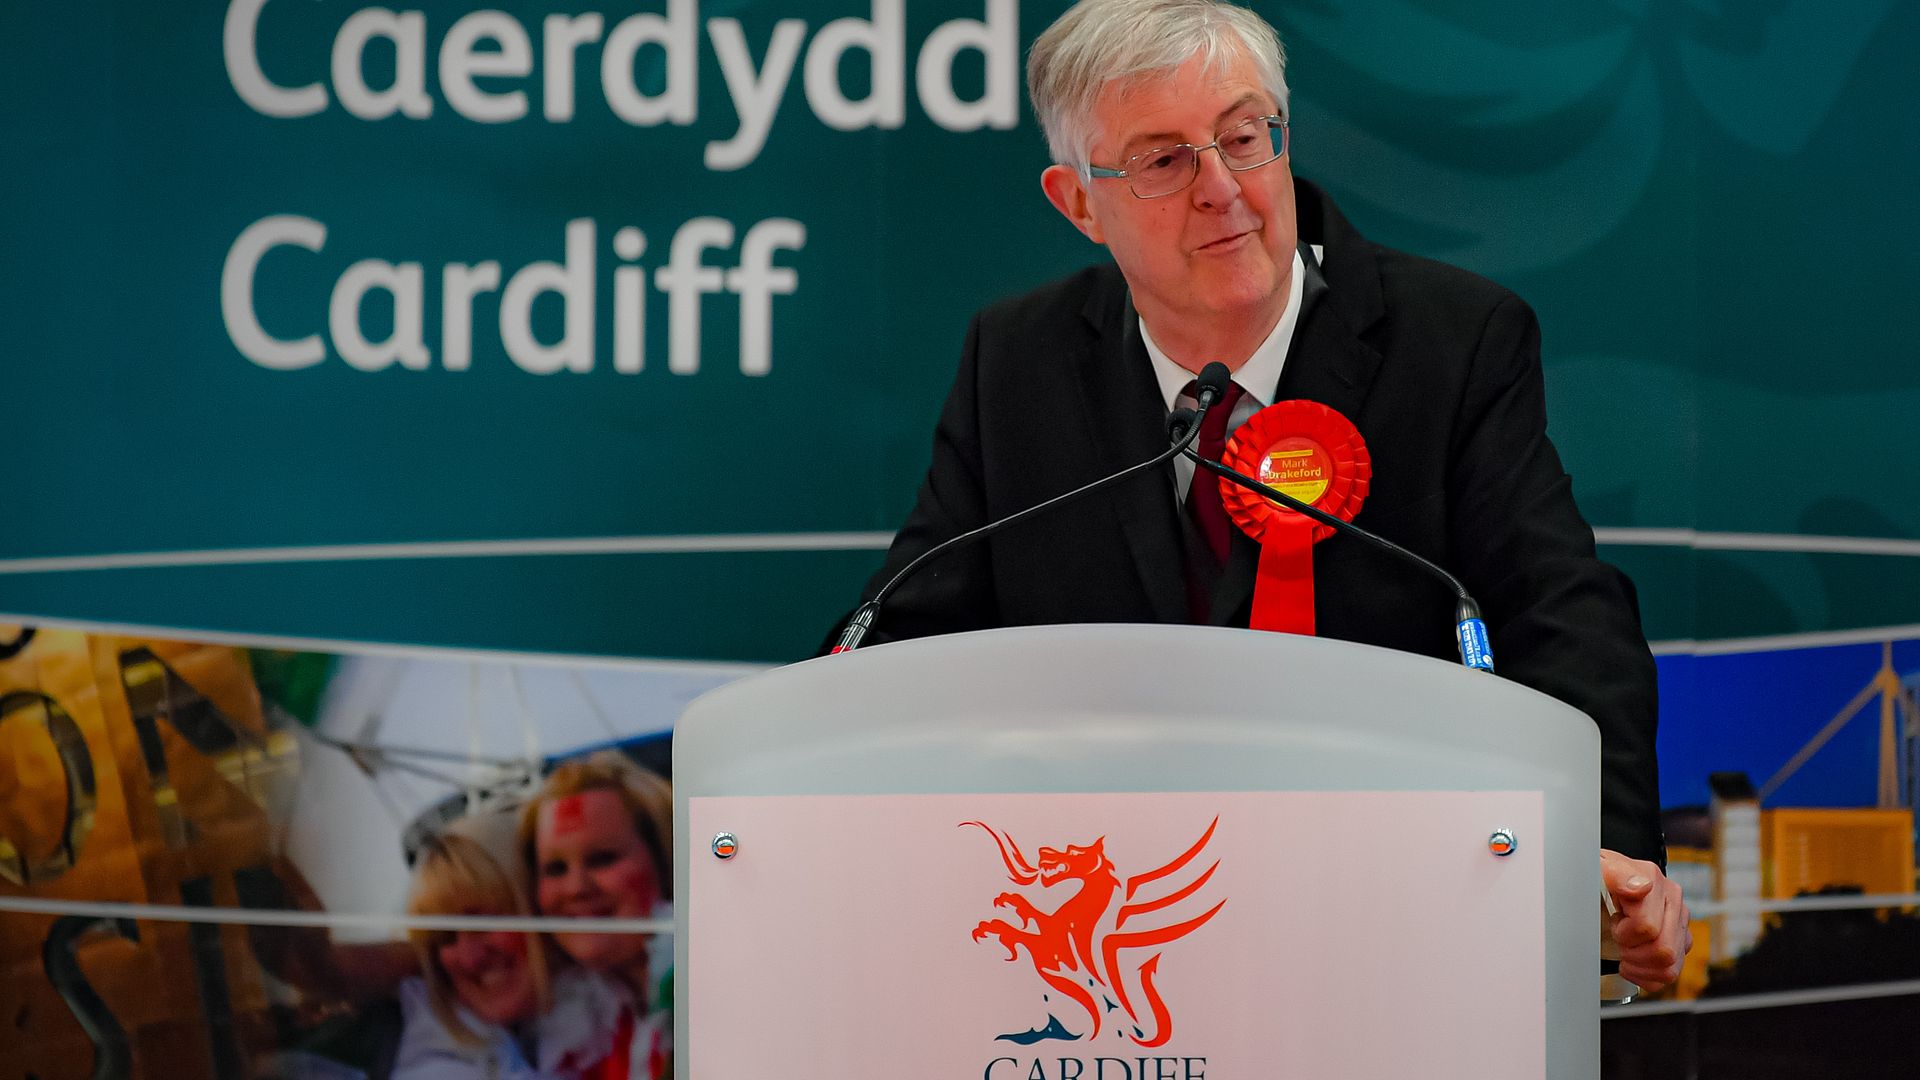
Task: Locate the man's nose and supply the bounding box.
[1189,145,1243,209]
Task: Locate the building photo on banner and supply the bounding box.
[2,0,1917,1077]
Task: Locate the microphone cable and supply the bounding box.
[1183,449,1495,672]
[832,364,1233,653]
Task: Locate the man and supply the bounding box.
[853,0,1688,991]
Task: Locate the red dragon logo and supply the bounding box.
[963,817,1225,1047]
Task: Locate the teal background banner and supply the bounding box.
[3,0,1917,661]
[5,9,1920,1072]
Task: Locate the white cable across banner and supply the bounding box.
[0,531,898,575]
[12,886,1915,938]
[1592,527,1920,559]
[1,527,1916,576]
[1683,889,1920,918]
[1603,978,1920,1019]
[0,895,672,934]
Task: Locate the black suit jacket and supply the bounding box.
[857,178,1663,863]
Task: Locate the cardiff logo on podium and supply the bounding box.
[963,817,1226,1048]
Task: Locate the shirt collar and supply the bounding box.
[1141,247,1310,411]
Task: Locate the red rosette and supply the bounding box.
[1217,401,1371,635]
[1221,400,1371,541]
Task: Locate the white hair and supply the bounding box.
[1027,0,1291,169]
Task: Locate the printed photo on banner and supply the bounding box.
[0,623,742,1080]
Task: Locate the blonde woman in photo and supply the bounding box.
[394,833,552,1080]
[518,752,675,1080]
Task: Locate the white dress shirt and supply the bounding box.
[1141,248,1309,501]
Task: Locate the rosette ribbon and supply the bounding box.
[1219,401,1372,634]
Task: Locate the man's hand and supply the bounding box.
[1601,849,1692,993]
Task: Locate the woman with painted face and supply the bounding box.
[518,752,675,1080]
[394,833,552,1080]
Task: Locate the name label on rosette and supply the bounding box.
[1220,400,1371,634]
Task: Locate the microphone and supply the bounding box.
[1166,407,1199,443]
[1182,448,1496,673]
[1192,361,1232,410]
[833,370,1226,654]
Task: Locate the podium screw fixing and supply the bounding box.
[1487,829,1517,856]
[712,832,739,859]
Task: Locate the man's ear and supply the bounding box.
[1041,164,1105,245]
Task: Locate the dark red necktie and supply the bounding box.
[1183,377,1247,565]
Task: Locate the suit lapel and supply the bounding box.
[1212,241,1386,625]
[1070,278,1189,625]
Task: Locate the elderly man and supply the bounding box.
[852,0,1688,991]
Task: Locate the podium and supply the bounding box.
[674,625,1601,1079]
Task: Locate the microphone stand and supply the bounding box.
[831,370,1233,654]
[1183,449,1495,673]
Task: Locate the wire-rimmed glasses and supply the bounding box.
[1086,116,1289,199]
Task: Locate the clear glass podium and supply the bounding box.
[674,625,1603,1079]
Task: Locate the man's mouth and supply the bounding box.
[1197,230,1253,252]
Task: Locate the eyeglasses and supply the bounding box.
[1086,116,1289,199]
